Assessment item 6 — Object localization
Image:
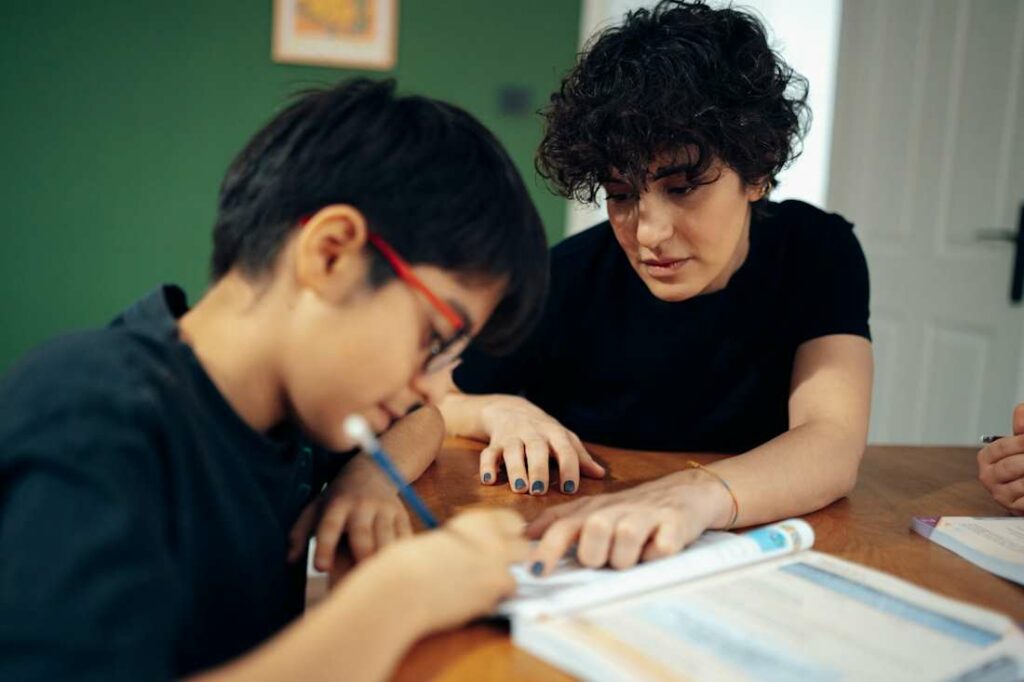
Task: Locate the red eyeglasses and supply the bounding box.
[297,215,470,374]
[365,233,471,374]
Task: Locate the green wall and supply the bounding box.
[0,1,579,370]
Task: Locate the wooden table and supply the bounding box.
[394,440,1024,681]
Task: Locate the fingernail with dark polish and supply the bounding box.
[515,478,526,491]
[531,480,544,493]
[563,480,576,493]
[482,472,492,483]
[530,561,544,576]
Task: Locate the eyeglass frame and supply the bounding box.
[365,232,471,374]
[297,214,471,374]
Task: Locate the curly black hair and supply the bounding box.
[536,0,809,209]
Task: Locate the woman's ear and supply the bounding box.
[293,204,372,303]
[745,178,769,203]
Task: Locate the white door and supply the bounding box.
[828,0,1024,444]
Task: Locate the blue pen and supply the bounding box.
[343,415,439,529]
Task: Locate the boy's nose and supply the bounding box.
[409,367,457,406]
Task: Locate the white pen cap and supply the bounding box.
[343,414,379,452]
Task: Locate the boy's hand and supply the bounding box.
[978,403,1024,514]
[288,456,412,570]
[477,395,605,496]
[373,509,528,634]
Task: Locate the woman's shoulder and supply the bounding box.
[763,199,853,233]
[551,220,618,263]
[757,199,861,260]
[757,202,871,343]
[549,220,626,290]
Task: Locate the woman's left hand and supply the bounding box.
[525,468,734,574]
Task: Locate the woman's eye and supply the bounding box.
[606,192,635,203]
[668,185,696,197]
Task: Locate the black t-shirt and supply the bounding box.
[0,286,349,681]
[455,200,871,453]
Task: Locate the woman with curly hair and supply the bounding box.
[440,0,873,573]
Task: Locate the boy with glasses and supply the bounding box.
[0,77,547,681]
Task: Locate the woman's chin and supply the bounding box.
[638,273,704,302]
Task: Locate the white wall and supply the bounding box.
[567,0,843,235]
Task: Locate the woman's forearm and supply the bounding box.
[704,420,865,528]
[704,335,872,527]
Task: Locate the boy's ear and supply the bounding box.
[293,205,372,302]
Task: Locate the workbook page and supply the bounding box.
[913,516,1024,585]
[500,518,813,618]
[524,550,1023,681]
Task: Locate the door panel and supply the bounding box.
[829,0,1024,444]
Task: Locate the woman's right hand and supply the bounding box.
[373,509,528,635]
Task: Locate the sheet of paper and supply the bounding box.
[913,516,1024,585]
[500,518,814,618]
[516,550,1024,682]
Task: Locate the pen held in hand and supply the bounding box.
[343,414,439,529]
[981,435,1006,444]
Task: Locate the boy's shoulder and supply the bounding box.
[6,322,168,386]
[0,325,187,485]
[2,286,185,406]
[0,315,181,449]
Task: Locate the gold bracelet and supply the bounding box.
[686,461,740,530]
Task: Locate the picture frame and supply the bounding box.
[273,0,398,71]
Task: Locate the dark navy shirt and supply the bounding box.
[0,286,349,680]
[455,200,871,453]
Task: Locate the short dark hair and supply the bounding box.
[212,78,548,353]
[536,0,809,210]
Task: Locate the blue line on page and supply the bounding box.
[780,563,1000,647]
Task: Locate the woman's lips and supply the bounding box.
[641,257,691,278]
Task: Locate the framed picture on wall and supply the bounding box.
[273,0,398,70]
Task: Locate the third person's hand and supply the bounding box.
[978,403,1024,514]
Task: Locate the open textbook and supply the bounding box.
[913,516,1024,586]
[503,519,1024,682]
